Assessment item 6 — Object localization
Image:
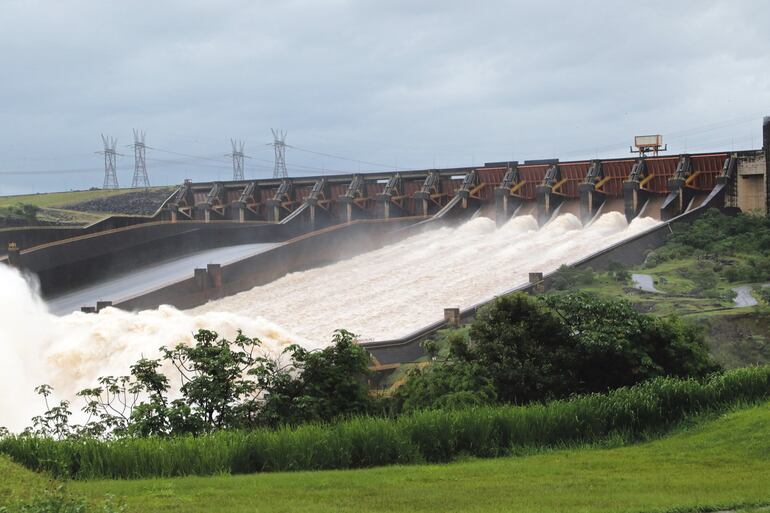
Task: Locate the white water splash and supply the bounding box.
[193,211,658,341]
[0,212,658,430]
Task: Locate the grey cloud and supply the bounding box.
[0,0,769,194]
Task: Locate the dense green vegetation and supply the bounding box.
[0,188,166,209]
[58,402,770,512]
[542,211,770,370]
[647,209,770,289]
[395,292,716,409]
[2,366,769,480]
[0,203,40,227]
[4,400,770,512]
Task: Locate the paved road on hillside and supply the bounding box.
[46,242,279,315]
[732,285,758,308]
[631,273,661,293]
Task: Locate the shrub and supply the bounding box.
[550,265,595,290]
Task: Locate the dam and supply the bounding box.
[0,119,768,429]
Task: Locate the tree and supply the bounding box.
[397,292,719,408]
[257,329,373,426]
[542,292,717,392]
[462,293,576,403]
[392,361,496,414]
[160,329,262,433]
[26,329,375,438]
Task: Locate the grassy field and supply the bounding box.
[49,402,770,513]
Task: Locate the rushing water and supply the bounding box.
[0,212,658,430]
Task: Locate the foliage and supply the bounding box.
[550,265,595,290]
[393,363,497,414]
[649,209,770,284]
[0,485,124,513]
[394,330,496,413]
[460,294,575,403]
[29,329,374,439]
[256,329,373,426]
[607,261,630,283]
[431,292,718,405]
[0,203,39,223]
[542,293,717,390]
[3,366,769,480]
[757,286,770,304]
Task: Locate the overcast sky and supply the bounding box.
[0,0,769,195]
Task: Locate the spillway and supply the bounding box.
[1,212,658,431]
[192,211,658,341]
[46,242,279,315]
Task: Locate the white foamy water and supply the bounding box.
[193,211,658,341]
[0,212,658,430]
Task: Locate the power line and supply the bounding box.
[146,146,231,164]
[290,145,404,170]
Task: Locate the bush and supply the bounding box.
[439,292,718,405]
[550,265,595,290]
[607,261,630,282]
[0,485,124,513]
[756,286,770,305]
[2,366,769,479]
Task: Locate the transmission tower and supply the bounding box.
[96,134,121,189]
[270,129,288,178]
[129,129,150,188]
[226,139,247,181]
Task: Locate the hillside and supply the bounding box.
[0,187,174,226]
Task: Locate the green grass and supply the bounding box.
[60,401,770,513]
[0,452,46,505]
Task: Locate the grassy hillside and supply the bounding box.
[0,187,173,225]
[0,454,46,505]
[574,266,770,368]
[0,189,135,209]
[61,402,770,513]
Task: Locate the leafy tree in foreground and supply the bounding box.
[257,329,373,426]
[463,293,576,403]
